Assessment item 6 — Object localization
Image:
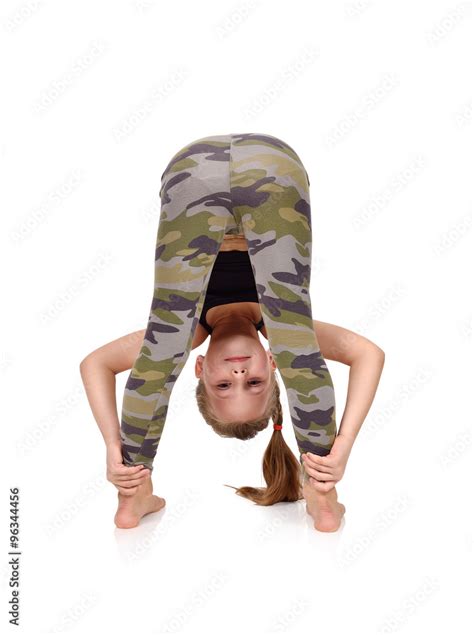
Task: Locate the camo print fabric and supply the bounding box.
[120,133,337,484]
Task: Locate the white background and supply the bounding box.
[1,0,472,633]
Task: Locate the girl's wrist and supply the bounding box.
[337,430,356,447]
[105,438,122,451]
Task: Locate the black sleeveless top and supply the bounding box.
[198,250,265,334]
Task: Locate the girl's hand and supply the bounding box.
[106,443,151,496]
[302,434,353,493]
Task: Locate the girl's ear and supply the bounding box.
[266,350,277,370]
[194,354,204,377]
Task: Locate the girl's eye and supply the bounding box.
[216,380,262,389]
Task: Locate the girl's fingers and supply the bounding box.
[304,454,334,468]
[113,464,147,475]
[303,465,334,481]
[116,480,145,491]
[303,460,334,476]
[310,478,337,492]
[113,470,150,483]
[303,459,333,474]
[116,479,148,490]
[117,485,138,496]
[114,474,150,488]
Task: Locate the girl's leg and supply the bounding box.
[120,135,235,471]
[230,133,337,484]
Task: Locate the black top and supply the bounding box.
[198,250,265,334]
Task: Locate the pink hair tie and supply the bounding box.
[273,424,282,430]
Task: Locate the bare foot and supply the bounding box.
[114,475,166,529]
[303,482,346,532]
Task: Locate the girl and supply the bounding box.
[80,133,385,531]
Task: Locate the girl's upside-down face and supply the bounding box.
[194,333,276,423]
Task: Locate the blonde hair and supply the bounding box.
[195,371,303,505]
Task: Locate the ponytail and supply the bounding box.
[226,379,304,506]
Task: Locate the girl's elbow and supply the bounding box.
[359,341,385,366]
[372,344,385,366]
[79,355,92,377]
[79,353,99,377]
[348,339,385,366]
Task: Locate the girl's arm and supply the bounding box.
[79,327,207,450]
[80,324,208,493]
[301,320,385,491]
[314,319,385,444]
[79,329,146,451]
[80,329,150,493]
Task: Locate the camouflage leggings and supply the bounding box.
[120,133,337,484]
